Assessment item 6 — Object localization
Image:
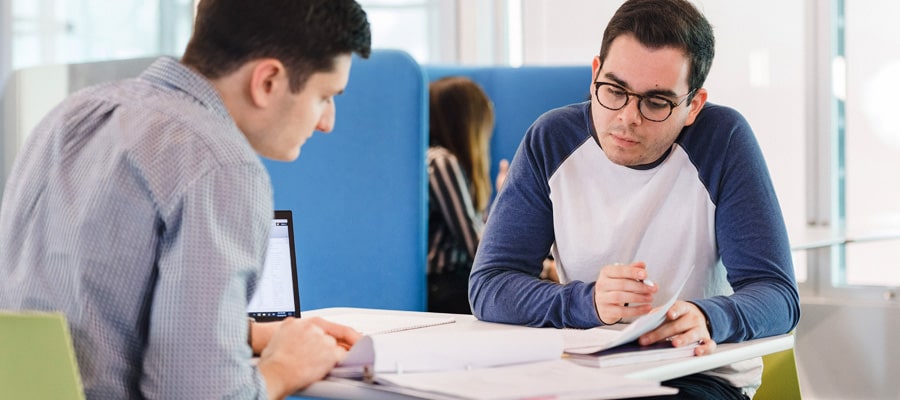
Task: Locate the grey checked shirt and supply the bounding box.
[0,57,273,399]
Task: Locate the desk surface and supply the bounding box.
[293,307,794,400]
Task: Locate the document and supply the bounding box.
[332,328,564,377]
[563,264,696,356]
[566,340,699,368]
[372,359,677,400]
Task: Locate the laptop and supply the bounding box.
[247,210,301,321]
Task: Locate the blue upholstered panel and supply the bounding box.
[424,66,591,186]
[263,50,428,311]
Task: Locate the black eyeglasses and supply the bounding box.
[593,82,696,122]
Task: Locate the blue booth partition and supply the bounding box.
[263,50,428,311]
[423,65,591,186]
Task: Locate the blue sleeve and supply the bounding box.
[684,106,801,343]
[470,106,602,328]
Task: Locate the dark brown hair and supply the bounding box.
[182,0,371,93]
[599,0,715,92]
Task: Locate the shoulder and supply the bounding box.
[678,102,758,156]
[517,102,594,180]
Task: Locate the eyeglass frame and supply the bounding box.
[592,81,697,123]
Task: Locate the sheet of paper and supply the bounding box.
[319,313,455,335]
[338,328,564,374]
[564,264,696,354]
[375,359,676,400]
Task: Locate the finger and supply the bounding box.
[694,338,717,356]
[308,317,363,346]
[600,261,648,281]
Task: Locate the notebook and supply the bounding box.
[247,210,301,322]
[565,339,699,368]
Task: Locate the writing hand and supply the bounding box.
[593,261,657,324]
[638,300,716,356]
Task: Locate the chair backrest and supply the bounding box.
[0,311,85,400]
[754,348,801,399]
[263,49,429,311]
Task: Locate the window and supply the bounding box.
[10,0,193,70]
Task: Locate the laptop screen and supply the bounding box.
[247,210,301,321]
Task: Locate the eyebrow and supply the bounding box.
[601,72,679,99]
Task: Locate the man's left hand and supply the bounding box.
[638,300,716,356]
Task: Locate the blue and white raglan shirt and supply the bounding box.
[469,101,800,391]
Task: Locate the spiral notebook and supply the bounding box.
[320,313,456,336]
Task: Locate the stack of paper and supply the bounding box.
[322,265,700,398]
[566,340,699,368]
[560,263,698,368]
[373,360,676,400]
[332,328,563,377]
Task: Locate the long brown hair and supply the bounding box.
[429,76,495,212]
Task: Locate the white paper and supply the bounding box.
[338,328,564,374]
[564,264,696,354]
[375,359,676,400]
[319,313,455,335]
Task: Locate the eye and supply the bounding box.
[643,96,671,110]
[604,85,627,98]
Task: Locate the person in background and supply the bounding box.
[426,76,502,314]
[0,1,370,399]
[469,0,799,398]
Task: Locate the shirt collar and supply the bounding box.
[139,56,232,121]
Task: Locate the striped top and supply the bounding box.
[426,146,484,275]
[0,57,272,399]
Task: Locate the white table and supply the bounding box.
[291,307,794,400]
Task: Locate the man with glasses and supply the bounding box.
[469,0,799,398]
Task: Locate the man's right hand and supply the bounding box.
[257,317,361,400]
[593,261,658,325]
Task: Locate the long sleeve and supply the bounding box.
[684,108,800,343]
[469,108,602,328]
[427,147,483,274]
[142,164,272,399]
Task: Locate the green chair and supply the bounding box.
[754,348,802,399]
[0,311,85,400]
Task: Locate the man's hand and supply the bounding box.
[257,317,361,400]
[593,261,657,324]
[638,300,716,356]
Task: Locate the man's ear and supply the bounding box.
[684,88,708,126]
[248,59,287,108]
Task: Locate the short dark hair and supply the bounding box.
[598,0,714,91]
[182,0,371,93]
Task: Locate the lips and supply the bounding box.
[609,133,639,147]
